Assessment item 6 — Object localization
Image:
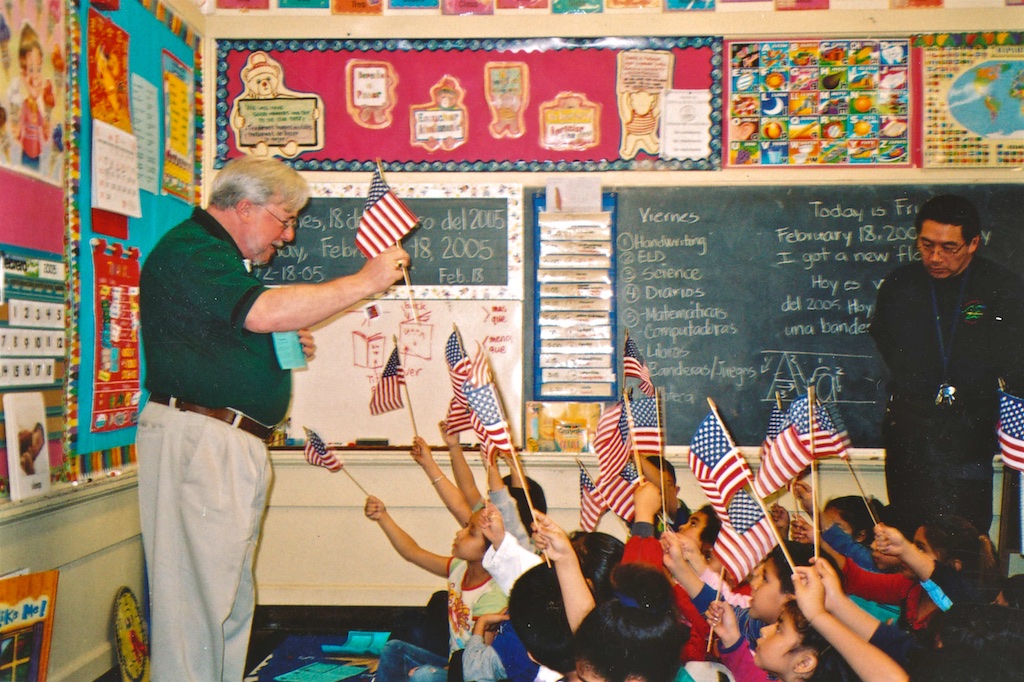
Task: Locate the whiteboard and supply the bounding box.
[288,298,523,448]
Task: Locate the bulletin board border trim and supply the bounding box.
[214,36,723,172]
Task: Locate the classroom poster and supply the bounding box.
[0,0,67,186]
[87,9,131,132]
[918,32,1024,168]
[3,391,51,501]
[162,50,195,201]
[0,570,58,680]
[90,240,142,433]
[725,38,911,167]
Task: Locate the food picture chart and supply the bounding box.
[725,38,912,167]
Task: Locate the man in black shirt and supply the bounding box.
[870,194,1024,535]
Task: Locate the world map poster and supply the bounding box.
[919,32,1024,168]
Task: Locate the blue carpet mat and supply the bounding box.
[245,632,390,682]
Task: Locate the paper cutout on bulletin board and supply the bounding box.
[88,9,132,133]
[162,50,195,202]
[229,51,325,160]
[918,33,1024,168]
[0,0,67,186]
[215,37,722,172]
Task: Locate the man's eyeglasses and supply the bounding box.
[262,205,298,231]
[917,237,966,256]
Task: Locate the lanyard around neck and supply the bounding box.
[928,264,971,381]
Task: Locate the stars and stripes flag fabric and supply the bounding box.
[595,401,631,482]
[761,404,788,454]
[369,347,406,415]
[627,396,662,457]
[689,411,753,522]
[624,336,656,398]
[753,396,848,498]
[356,166,419,259]
[823,401,852,452]
[713,489,778,584]
[465,381,515,456]
[579,462,608,532]
[596,459,639,523]
[999,390,1024,472]
[444,331,474,435]
[303,427,342,472]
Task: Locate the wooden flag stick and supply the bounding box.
[808,387,820,560]
[341,467,371,497]
[844,458,880,526]
[576,458,631,533]
[394,336,419,438]
[482,349,549,566]
[707,565,727,653]
[655,388,668,528]
[622,389,645,475]
[706,398,797,573]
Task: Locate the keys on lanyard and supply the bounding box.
[935,383,957,407]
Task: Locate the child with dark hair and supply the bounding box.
[668,536,821,650]
[906,602,1024,681]
[365,496,506,682]
[574,563,686,682]
[508,564,575,675]
[994,573,1024,609]
[641,455,690,533]
[784,480,882,572]
[850,516,1000,639]
[462,507,623,682]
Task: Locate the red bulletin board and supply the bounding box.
[214,37,722,171]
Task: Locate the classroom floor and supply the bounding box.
[243,602,451,682]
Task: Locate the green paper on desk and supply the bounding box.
[274,662,365,682]
[321,631,391,656]
[273,331,307,370]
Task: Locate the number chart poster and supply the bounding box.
[91,240,142,433]
[215,37,722,172]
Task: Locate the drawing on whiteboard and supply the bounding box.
[760,350,870,404]
[399,321,433,361]
[353,331,386,369]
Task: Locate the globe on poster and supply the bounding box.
[947,60,1024,139]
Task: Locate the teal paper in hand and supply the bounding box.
[273,332,307,370]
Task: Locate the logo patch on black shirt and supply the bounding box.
[962,299,986,323]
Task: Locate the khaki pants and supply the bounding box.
[137,402,271,681]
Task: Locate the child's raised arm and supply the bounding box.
[873,523,934,582]
[411,435,474,525]
[793,566,909,682]
[364,495,450,578]
[661,530,708,598]
[532,510,595,631]
[439,420,484,509]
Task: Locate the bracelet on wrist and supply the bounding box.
[431,474,444,485]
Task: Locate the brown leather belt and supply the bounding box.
[149,394,274,442]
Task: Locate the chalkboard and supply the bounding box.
[255,183,523,299]
[611,184,1024,447]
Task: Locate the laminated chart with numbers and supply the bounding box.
[534,199,618,401]
[90,241,142,433]
[1,252,66,389]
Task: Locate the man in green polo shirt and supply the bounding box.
[136,156,410,681]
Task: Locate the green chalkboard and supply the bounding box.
[610,184,1024,447]
[255,186,514,289]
